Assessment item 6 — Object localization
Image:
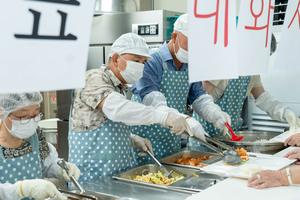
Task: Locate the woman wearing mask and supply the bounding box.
[69,33,193,184]
[0,92,80,200]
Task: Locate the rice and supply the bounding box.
[253,139,271,143]
[240,164,263,175]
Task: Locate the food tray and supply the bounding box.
[49,189,120,200]
[113,164,227,193]
[159,149,222,170]
[214,131,285,154]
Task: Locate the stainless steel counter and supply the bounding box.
[78,175,193,200]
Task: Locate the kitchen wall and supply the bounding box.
[154,0,187,13]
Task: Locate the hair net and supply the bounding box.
[0,92,43,120]
[174,14,188,37]
[270,33,277,54]
[108,33,152,61]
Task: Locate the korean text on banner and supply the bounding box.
[188,0,238,83]
[0,0,95,94]
[274,0,300,70]
[237,0,275,76]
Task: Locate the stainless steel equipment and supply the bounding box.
[57,159,86,194]
[184,132,242,166]
[113,164,227,193]
[146,150,173,179]
[214,131,286,154]
[159,148,221,170]
[49,189,120,200]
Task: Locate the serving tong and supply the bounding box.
[146,150,173,179]
[185,132,242,166]
[57,159,86,194]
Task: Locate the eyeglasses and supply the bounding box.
[9,111,44,125]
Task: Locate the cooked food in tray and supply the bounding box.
[132,169,185,186]
[235,148,249,162]
[175,155,216,168]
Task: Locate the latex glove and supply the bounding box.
[132,135,154,156]
[165,113,193,136]
[58,162,81,182]
[14,179,67,200]
[247,170,289,189]
[212,111,231,130]
[223,128,230,137]
[285,109,300,132]
[284,133,300,147]
[186,117,208,141]
[283,149,300,164]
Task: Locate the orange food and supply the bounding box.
[235,148,249,161]
[175,155,215,168]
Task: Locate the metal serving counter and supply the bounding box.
[77,175,192,200]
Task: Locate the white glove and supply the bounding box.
[58,162,81,182]
[223,128,230,137]
[255,91,288,122]
[285,109,300,132]
[132,135,154,156]
[165,113,193,136]
[211,111,231,130]
[14,179,67,200]
[186,117,208,141]
[192,94,230,130]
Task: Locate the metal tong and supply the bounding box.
[146,150,173,179]
[57,159,85,194]
[184,132,242,166]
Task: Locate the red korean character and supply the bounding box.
[245,0,274,47]
[194,0,229,47]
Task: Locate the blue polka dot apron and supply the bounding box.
[68,90,132,184]
[0,132,42,200]
[188,76,251,151]
[130,48,190,165]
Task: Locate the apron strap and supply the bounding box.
[30,132,40,152]
[153,48,168,70]
[68,89,75,131]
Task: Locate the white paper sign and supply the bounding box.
[237,0,275,76]
[188,0,238,83]
[0,0,95,94]
[273,0,300,70]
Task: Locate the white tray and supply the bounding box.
[201,153,296,179]
[270,131,294,143]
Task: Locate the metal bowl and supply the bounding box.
[214,131,286,154]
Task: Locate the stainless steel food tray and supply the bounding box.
[113,164,227,193]
[214,131,285,154]
[159,149,222,170]
[48,189,120,200]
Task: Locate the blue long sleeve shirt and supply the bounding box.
[131,41,207,105]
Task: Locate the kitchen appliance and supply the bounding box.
[56,10,182,161]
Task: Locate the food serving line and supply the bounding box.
[51,131,300,200]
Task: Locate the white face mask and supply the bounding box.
[3,116,39,139]
[173,35,188,63]
[117,55,145,84]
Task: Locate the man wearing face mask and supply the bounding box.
[69,33,193,184]
[130,14,231,163]
[0,92,80,200]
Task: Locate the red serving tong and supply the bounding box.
[224,122,244,142]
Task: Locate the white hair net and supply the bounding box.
[0,92,43,120]
[174,14,188,37]
[108,33,152,61]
